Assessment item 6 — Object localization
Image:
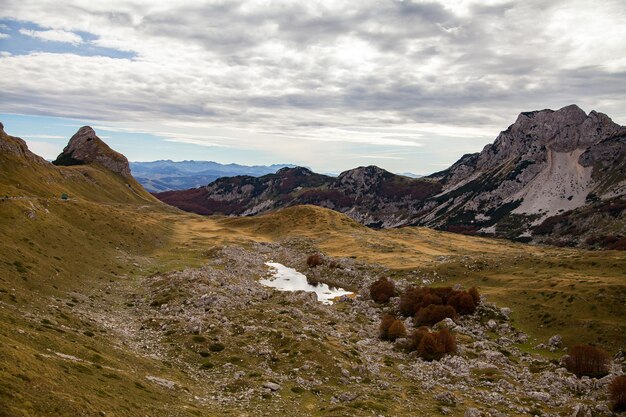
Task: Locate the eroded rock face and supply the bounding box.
[0,122,48,164]
[53,126,131,178]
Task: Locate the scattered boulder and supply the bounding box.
[263,382,281,391]
[464,408,482,417]
[338,392,358,402]
[549,334,563,350]
[435,391,457,406]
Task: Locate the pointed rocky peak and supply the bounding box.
[53,126,131,178]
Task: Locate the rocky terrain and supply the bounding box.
[155,105,626,248]
[74,241,624,416]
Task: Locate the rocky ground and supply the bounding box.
[74,240,624,416]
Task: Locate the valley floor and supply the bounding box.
[1,203,625,416]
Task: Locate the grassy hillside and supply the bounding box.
[1,132,624,415]
[218,205,626,350]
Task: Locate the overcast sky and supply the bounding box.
[1,0,625,174]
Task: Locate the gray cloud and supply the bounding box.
[1,0,626,173]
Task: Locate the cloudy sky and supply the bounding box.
[1,0,625,175]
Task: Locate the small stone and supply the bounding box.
[263,382,281,391]
[338,392,358,402]
[486,319,497,330]
[528,391,550,403]
[434,391,457,406]
[548,334,563,348]
[464,408,482,417]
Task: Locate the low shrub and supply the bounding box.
[609,375,626,412]
[387,319,407,341]
[414,304,458,327]
[408,327,456,361]
[379,314,405,341]
[379,314,395,340]
[209,342,225,352]
[370,277,396,303]
[565,344,610,378]
[448,292,476,315]
[399,286,478,318]
[468,287,480,305]
[306,254,323,268]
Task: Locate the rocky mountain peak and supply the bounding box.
[0,122,47,164]
[53,126,131,178]
[336,166,393,194]
[475,105,624,171]
[276,166,314,176]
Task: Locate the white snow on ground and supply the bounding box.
[512,148,592,218]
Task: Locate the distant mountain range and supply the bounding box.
[155,105,626,249]
[130,160,298,192]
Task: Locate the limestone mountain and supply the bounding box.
[155,105,626,248]
[421,105,626,235]
[1,124,154,203]
[155,165,442,227]
[0,121,48,165]
[53,126,132,178]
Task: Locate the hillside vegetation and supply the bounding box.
[1,124,624,416]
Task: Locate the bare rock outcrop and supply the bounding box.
[0,122,48,165]
[53,126,131,178]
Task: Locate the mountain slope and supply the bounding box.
[155,105,626,247]
[156,165,442,227]
[421,105,626,236]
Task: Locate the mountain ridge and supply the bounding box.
[155,104,626,248]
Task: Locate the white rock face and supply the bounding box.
[512,148,593,218]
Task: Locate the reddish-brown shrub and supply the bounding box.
[565,344,610,378]
[307,254,323,268]
[609,375,626,412]
[468,287,480,305]
[436,328,457,354]
[387,319,407,341]
[430,287,455,304]
[417,332,440,361]
[400,286,479,319]
[369,277,396,303]
[408,327,429,352]
[448,292,476,315]
[415,304,458,327]
[409,328,456,360]
[399,286,423,316]
[379,314,396,340]
[399,287,442,316]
